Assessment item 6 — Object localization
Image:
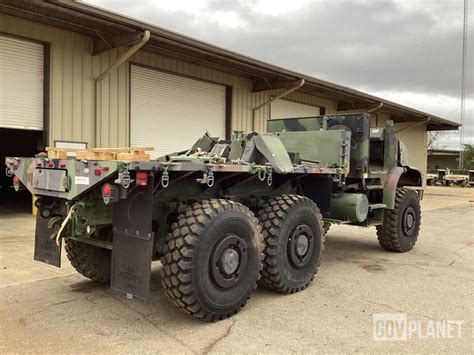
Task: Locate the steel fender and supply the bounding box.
[381,166,405,209]
[399,166,423,187]
[254,133,293,174]
[382,166,422,209]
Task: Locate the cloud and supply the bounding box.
[87,0,473,146]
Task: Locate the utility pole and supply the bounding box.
[459,0,468,170]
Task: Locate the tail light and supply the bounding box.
[136,171,148,186]
[12,176,20,191]
[101,183,118,205]
[102,183,112,197]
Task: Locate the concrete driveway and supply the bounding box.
[0,187,472,353]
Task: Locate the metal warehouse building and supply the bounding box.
[0,0,460,205]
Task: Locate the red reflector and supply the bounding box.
[101,184,111,197]
[102,166,109,171]
[59,163,66,168]
[94,169,102,176]
[136,172,148,186]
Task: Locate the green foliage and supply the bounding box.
[463,144,474,169]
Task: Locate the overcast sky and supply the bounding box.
[87,0,473,149]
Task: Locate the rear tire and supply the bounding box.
[376,188,421,252]
[257,195,324,294]
[160,199,262,321]
[65,226,112,283]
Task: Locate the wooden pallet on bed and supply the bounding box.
[45,147,153,161]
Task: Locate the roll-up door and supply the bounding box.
[0,35,44,130]
[130,65,226,158]
[271,99,320,119]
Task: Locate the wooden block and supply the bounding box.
[46,147,82,152]
[47,150,67,159]
[116,153,150,161]
[88,147,154,152]
[76,151,116,161]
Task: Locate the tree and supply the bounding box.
[462,144,474,170]
[427,131,442,150]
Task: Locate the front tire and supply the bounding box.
[376,188,421,252]
[160,199,262,321]
[257,195,324,294]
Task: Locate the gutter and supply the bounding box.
[251,79,305,131]
[93,30,150,146]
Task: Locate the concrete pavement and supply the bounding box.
[0,186,472,353]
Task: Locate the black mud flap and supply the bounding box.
[34,214,61,267]
[111,178,154,303]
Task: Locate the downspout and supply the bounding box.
[251,78,305,131]
[394,117,431,134]
[365,102,384,125]
[366,102,383,113]
[93,30,150,147]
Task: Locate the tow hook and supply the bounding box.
[5,167,13,177]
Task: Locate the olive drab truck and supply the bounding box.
[6,113,423,321]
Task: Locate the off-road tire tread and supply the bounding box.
[257,194,324,294]
[160,199,263,322]
[65,237,111,284]
[376,188,421,252]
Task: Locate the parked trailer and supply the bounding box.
[443,169,470,187]
[6,114,423,321]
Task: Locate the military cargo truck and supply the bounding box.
[6,114,423,321]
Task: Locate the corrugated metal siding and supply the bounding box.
[270,99,320,119]
[369,112,428,179]
[252,89,337,132]
[395,122,428,185]
[371,112,391,127]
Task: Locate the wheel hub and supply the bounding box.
[220,248,240,275]
[288,224,313,268]
[210,234,248,289]
[295,234,309,257]
[402,206,416,236]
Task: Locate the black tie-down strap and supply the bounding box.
[34,214,61,267]
[111,177,154,303]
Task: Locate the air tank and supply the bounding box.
[330,193,369,222]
